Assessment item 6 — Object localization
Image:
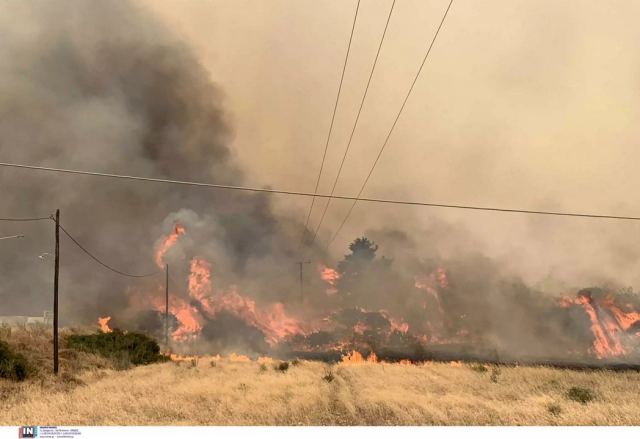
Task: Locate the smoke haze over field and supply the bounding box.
[143,0,640,289]
[1,1,640,361]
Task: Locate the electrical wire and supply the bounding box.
[327,0,455,245]
[308,0,397,247]
[0,234,25,240]
[300,0,361,247]
[58,223,161,278]
[2,162,640,221]
[0,215,52,222]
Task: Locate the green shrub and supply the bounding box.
[66,330,167,366]
[547,403,562,416]
[323,370,335,383]
[111,350,132,370]
[274,361,289,373]
[470,364,488,373]
[0,340,28,381]
[291,359,300,367]
[566,386,595,404]
[490,367,501,383]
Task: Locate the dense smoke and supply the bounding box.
[0,0,308,319]
[1,1,639,363]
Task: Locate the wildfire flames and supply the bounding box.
[97,316,112,333]
[170,299,202,341]
[100,225,640,364]
[158,261,308,344]
[154,224,185,268]
[148,226,308,344]
[560,291,640,359]
[188,258,213,308]
[381,311,409,334]
[319,264,340,295]
[340,350,378,364]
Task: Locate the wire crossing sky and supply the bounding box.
[308,0,398,249]
[326,0,455,246]
[300,0,361,249]
[3,162,640,222]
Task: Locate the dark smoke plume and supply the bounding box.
[1,1,638,363]
[0,0,306,322]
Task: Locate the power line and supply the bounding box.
[58,223,161,278]
[308,0,397,248]
[0,215,52,222]
[0,207,162,278]
[2,161,640,222]
[327,0,455,245]
[0,234,25,240]
[300,0,361,248]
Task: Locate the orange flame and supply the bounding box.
[152,257,212,341]
[353,322,368,335]
[168,353,200,362]
[415,271,446,317]
[560,292,640,359]
[150,253,307,344]
[319,264,340,295]
[211,289,305,345]
[435,267,449,288]
[154,224,186,268]
[340,351,378,365]
[172,304,203,341]
[228,353,251,362]
[150,290,203,341]
[380,310,409,333]
[389,319,409,334]
[97,316,112,333]
[188,257,213,312]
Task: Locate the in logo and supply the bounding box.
[18,426,38,438]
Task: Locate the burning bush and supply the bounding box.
[0,340,28,381]
[66,330,168,366]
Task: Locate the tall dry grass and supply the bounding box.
[1,327,640,425]
[1,356,639,425]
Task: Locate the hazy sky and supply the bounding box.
[141,0,640,288]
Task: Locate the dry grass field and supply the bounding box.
[1,326,640,426]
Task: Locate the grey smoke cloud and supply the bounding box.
[0,0,306,321]
[1,1,638,361]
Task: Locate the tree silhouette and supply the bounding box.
[337,237,379,276]
[336,237,396,308]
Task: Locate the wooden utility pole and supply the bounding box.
[53,209,60,375]
[164,263,169,347]
[296,260,311,301]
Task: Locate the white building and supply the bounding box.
[0,311,53,326]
